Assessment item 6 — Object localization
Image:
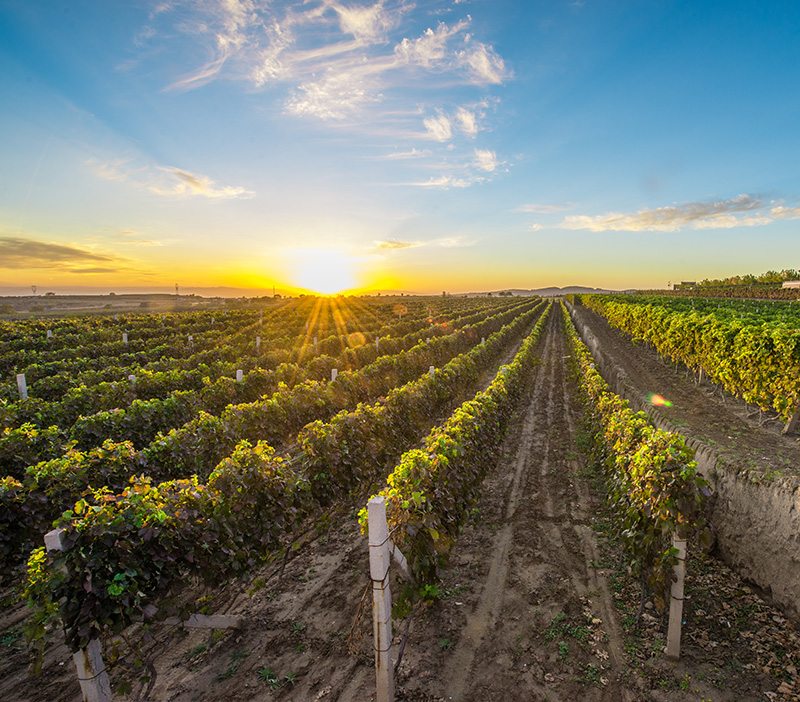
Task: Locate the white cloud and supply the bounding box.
[456,107,477,136]
[473,148,499,172]
[409,175,475,188]
[373,239,424,250]
[384,148,431,159]
[150,167,254,199]
[456,37,509,84]
[516,203,574,213]
[90,157,253,200]
[771,205,800,219]
[286,70,382,119]
[394,20,468,67]
[335,1,397,43]
[144,3,508,129]
[557,194,799,232]
[424,112,453,141]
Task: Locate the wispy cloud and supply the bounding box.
[135,1,510,189]
[516,202,574,213]
[0,237,126,271]
[141,2,508,127]
[456,39,509,84]
[433,235,472,247]
[286,69,383,119]
[90,158,253,200]
[383,148,431,159]
[456,106,477,137]
[557,194,797,232]
[424,112,453,142]
[473,148,501,172]
[394,20,468,68]
[373,239,424,250]
[405,174,476,188]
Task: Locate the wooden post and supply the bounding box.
[368,496,394,702]
[665,535,687,660]
[376,338,380,351]
[256,336,261,351]
[47,329,52,340]
[783,411,800,435]
[481,337,485,345]
[314,336,318,353]
[128,375,136,384]
[122,333,128,344]
[45,529,112,701]
[16,374,28,400]
[429,365,435,377]
[331,368,338,381]
[188,335,193,346]
[236,369,243,382]
[697,368,705,385]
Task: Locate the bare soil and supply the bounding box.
[1,304,798,701]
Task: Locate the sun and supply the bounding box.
[291,248,358,295]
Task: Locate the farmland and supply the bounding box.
[0,295,798,701]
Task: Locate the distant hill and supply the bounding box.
[462,286,636,297]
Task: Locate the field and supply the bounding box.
[0,295,798,701]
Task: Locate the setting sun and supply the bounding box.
[290,249,358,295]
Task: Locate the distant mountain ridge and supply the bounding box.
[463,286,636,297]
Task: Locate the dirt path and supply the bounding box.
[394,303,645,701]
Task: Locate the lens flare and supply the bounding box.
[648,393,673,407]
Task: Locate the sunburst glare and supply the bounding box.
[290,249,357,295]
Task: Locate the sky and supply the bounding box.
[1,0,799,296]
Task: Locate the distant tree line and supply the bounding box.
[694,269,800,287]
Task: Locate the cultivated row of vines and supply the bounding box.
[581,294,800,422]
[1,293,719,694]
[563,301,711,610]
[10,296,546,655]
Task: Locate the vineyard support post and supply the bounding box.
[697,368,705,385]
[375,338,379,351]
[331,368,338,381]
[666,534,687,660]
[368,496,394,702]
[256,336,261,351]
[429,365,435,377]
[236,370,243,382]
[47,329,52,339]
[122,333,128,344]
[45,529,112,702]
[16,374,27,400]
[314,336,318,353]
[128,375,136,384]
[783,411,800,435]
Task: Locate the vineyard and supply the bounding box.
[0,295,798,701]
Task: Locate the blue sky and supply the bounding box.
[1,0,799,295]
